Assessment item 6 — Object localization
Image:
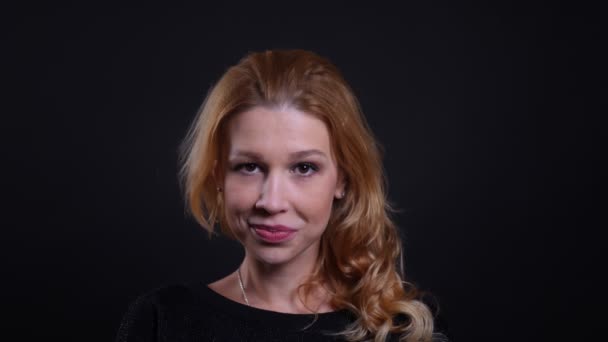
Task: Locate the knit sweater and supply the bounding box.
[115,281,399,341]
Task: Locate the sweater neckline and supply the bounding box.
[189,281,353,331]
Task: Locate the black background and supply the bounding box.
[3,2,601,342]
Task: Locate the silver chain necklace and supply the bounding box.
[237,267,250,306]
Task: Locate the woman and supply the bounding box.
[116,49,444,341]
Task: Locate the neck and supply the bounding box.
[239,252,331,314]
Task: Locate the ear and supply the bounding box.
[334,170,346,199]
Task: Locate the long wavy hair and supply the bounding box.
[179,49,434,342]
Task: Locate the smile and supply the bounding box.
[250,224,297,244]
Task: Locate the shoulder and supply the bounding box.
[124,283,197,313]
[144,282,200,306]
[115,282,211,342]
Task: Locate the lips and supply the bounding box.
[250,224,297,243]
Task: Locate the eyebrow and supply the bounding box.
[229,149,328,160]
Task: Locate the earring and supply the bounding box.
[217,186,223,192]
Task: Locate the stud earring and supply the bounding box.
[217,186,223,192]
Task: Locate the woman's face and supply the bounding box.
[222,106,344,268]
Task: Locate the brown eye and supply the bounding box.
[293,163,318,176]
[235,163,260,174]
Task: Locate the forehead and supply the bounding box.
[226,106,333,159]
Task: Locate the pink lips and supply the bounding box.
[250,224,297,243]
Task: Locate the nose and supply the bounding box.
[254,171,289,214]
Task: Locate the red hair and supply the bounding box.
[180,49,434,341]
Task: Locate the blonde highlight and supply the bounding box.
[180,49,435,341]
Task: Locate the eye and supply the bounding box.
[235,163,260,174]
[293,162,318,176]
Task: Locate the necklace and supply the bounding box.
[237,267,250,306]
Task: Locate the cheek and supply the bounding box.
[297,177,337,224]
[223,175,260,220]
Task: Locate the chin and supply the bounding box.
[245,238,321,268]
[249,246,297,266]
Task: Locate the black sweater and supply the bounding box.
[115,281,450,341]
[115,281,368,341]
